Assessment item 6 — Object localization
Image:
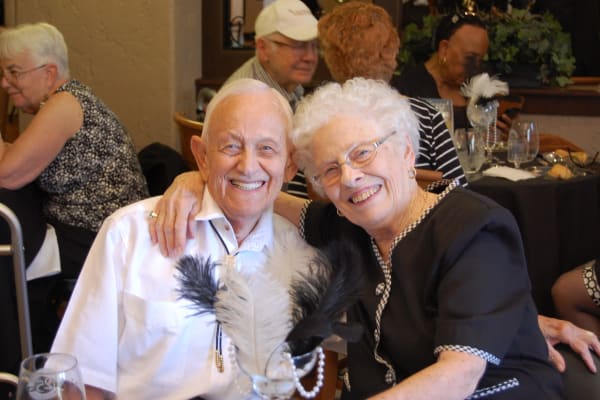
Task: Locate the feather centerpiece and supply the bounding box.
[174,232,364,378]
[461,73,509,108]
[286,239,365,356]
[215,265,291,376]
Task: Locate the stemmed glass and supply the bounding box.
[466,101,499,165]
[16,353,86,399]
[507,120,538,169]
[237,343,324,400]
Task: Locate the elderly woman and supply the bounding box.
[281,77,563,399]
[286,2,465,199]
[0,22,147,359]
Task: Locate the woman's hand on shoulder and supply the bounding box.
[148,171,204,257]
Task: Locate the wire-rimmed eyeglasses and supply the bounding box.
[265,38,319,55]
[0,64,47,84]
[311,131,396,187]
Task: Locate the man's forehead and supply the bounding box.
[207,92,290,141]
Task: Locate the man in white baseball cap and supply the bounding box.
[225,0,319,110]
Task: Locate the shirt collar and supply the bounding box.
[193,188,274,252]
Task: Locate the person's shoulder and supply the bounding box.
[104,196,159,225]
[273,213,302,236]
[438,188,515,226]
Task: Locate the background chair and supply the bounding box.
[174,111,204,170]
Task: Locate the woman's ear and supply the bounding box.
[190,136,209,181]
[438,39,450,60]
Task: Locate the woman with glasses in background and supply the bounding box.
[0,22,147,371]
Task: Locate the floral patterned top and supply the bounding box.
[37,80,148,232]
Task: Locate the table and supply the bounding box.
[469,173,600,316]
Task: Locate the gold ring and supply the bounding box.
[149,210,158,219]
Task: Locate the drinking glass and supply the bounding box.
[425,98,454,134]
[16,353,86,400]
[507,120,539,169]
[507,125,528,168]
[238,343,324,400]
[521,120,539,164]
[452,128,486,175]
[467,101,499,165]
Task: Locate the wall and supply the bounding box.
[522,114,600,155]
[4,0,202,151]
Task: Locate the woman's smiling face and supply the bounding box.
[310,115,416,234]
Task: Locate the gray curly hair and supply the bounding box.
[291,78,420,192]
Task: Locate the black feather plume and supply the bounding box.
[175,255,219,316]
[286,239,365,356]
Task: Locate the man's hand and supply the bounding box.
[148,171,205,257]
[538,315,600,373]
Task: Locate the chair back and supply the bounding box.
[174,112,203,170]
[416,168,443,189]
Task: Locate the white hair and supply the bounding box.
[203,78,293,142]
[0,22,70,79]
[291,77,420,179]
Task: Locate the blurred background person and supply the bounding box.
[225,0,318,111]
[0,22,148,364]
[392,12,514,135]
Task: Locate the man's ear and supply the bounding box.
[191,136,209,181]
[256,37,269,63]
[284,156,298,183]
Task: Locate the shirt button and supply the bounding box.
[224,225,230,231]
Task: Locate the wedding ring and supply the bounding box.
[148,210,158,219]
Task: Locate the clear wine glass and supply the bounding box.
[507,125,528,168]
[237,343,324,400]
[16,353,86,400]
[466,101,499,165]
[521,120,539,164]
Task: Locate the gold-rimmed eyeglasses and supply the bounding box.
[265,38,319,55]
[312,131,396,187]
[0,64,47,84]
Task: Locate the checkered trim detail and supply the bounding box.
[434,344,501,365]
[298,200,312,240]
[466,378,520,399]
[583,260,600,307]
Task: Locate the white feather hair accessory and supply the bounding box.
[461,73,509,107]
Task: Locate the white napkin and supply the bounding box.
[26,224,61,281]
[482,165,536,181]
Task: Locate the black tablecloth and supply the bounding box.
[469,173,600,316]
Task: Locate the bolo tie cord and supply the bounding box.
[209,220,231,373]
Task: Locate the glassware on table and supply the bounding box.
[507,127,528,169]
[237,343,324,400]
[466,100,499,165]
[425,98,454,134]
[452,128,486,175]
[16,353,86,400]
[507,120,539,169]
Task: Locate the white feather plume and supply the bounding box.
[215,265,291,376]
[461,73,509,107]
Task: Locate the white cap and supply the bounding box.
[255,0,318,42]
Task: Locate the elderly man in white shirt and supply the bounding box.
[51,78,311,400]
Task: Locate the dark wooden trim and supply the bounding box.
[512,84,600,116]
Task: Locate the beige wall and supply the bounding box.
[4,0,202,151]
